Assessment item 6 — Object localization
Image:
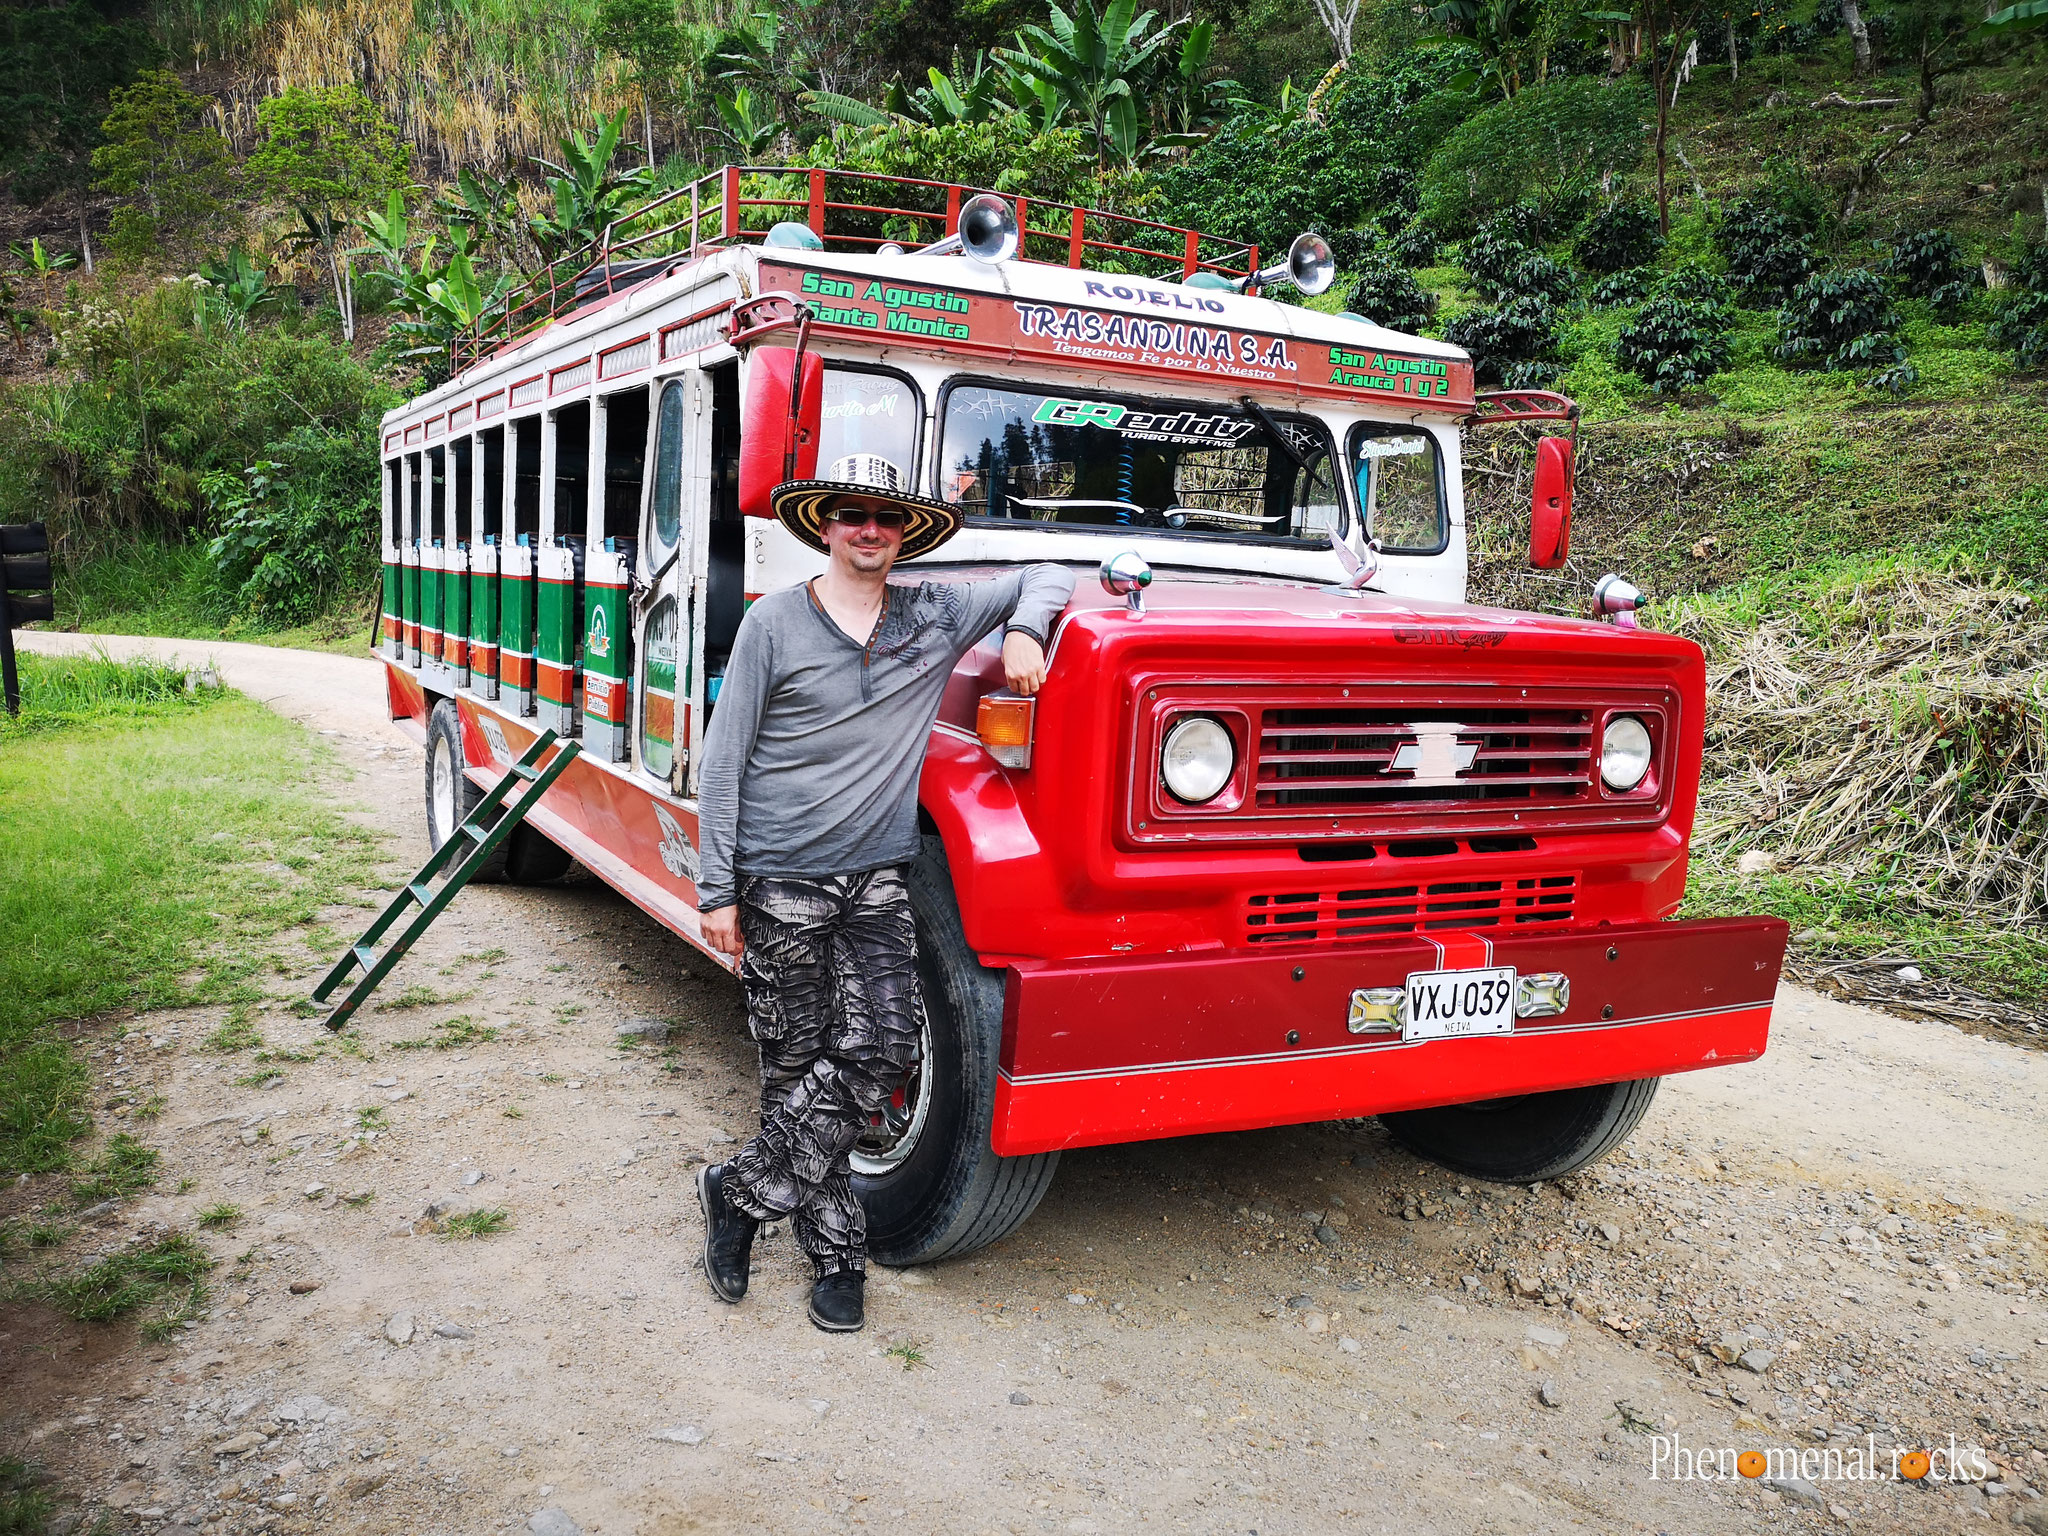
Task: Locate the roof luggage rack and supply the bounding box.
[454,165,1261,372]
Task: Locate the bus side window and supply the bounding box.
[552,401,590,540]
[427,445,446,545]
[512,418,541,538]
[385,460,401,544]
[406,453,422,543]
[451,437,473,547]
[600,388,648,551]
[703,360,743,686]
[479,428,505,541]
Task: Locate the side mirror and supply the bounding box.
[1529,435,1574,570]
[737,347,823,518]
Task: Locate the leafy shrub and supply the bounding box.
[1989,242,2048,371]
[1460,217,1532,292]
[1652,263,1735,309]
[1492,253,1577,308]
[1882,228,1980,318]
[1339,246,1439,332]
[1614,295,1732,392]
[1717,199,1815,305]
[1443,296,1560,387]
[1776,268,1915,392]
[1575,201,1663,275]
[1388,218,1439,267]
[1153,47,1481,258]
[202,425,381,624]
[1590,268,1652,307]
[1418,77,1646,238]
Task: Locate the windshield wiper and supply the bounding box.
[1009,496,1145,518]
[1237,395,1307,469]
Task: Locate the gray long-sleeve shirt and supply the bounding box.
[694,564,1075,909]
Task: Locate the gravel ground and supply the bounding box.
[5,631,2046,1536]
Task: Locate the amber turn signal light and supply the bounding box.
[977,692,1036,769]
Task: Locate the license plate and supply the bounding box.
[1404,966,1518,1042]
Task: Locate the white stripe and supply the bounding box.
[999,999,1775,1086]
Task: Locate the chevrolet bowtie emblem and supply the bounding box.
[1389,722,1479,786]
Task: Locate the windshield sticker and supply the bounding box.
[1357,435,1429,459]
[1029,397,1259,446]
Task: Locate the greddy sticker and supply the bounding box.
[1029,397,1258,447]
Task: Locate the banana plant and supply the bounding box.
[431,166,529,268]
[8,237,80,307]
[804,50,1009,130]
[711,87,783,156]
[197,247,283,326]
[527,110,658,266]
[997,0,1185,162]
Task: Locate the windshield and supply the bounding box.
[937,380,1344,543]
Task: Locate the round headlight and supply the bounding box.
[1161,716,1235,803]
[1600,715,1653,791]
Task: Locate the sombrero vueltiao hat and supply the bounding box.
[772,454,963,561]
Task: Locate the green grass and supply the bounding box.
[376,984,468,1011]
[36,1232,215,1336]
[202,1013,265,1054]
[0,1455,55,1535]
[391,1014,497,1050]
[0,654,381,1174]
[69,1134,159,1205]
[196,1203,243,1230]
[443,1208,511,1240]
[884,1342,929,1370]
[50,537,376,657]
[353,1106,387,1131]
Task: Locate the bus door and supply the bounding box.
[635,370,708,794]
[502,417,541,716]
[585,385,649,762]
[423,443,447,671]
[447,435,473,687]
[691,360,741,795]
[403,451,423,666]
[381,457,402,658]
[470,425,504,700]
[538,400,589,738]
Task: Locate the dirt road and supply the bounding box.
[9,632,2047,1536]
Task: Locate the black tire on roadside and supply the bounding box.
[424,701,573,885]
[855,835,1060,1266]
[1378,1078,1661,1184]
[424,699,508,883]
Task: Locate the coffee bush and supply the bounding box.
[1719,200,1815,304]
[1776,268,1915,391]
[1882,228,1980,318]
[1443,295,1560,386]
[1614,295,1732,393]
[1575,201,1663,275]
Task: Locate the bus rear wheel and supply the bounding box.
[1378,1078,1661,1184]
[423,700,571,885]
[853,837,1059,1266]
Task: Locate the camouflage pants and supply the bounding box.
[720,866,923,1278]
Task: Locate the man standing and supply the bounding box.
[692,456,1073,1332]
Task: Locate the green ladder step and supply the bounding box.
[310,727,581,1032]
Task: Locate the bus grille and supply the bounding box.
[1243,874,1579,945]
[1257,705,1595,811]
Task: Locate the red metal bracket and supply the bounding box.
[1464,389,1582,428]
[725,293,806,348]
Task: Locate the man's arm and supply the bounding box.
[953,564,1076,693]
[693,612,774,939]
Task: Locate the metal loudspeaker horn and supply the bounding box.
[1237,231,1336,297]
[919,194,1019,265]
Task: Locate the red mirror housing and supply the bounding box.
[737,348,823,518]
[1529,435,1574,570]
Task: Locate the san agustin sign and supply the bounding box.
[764,264,1475,408]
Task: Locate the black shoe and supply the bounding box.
[697,1163,757,1303]
[808,1270,865,1332]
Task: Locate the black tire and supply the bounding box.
[423,701,572,885]
[425,700,508,882]
[854,836,1060,1266]
[1379,1078,1661,1184]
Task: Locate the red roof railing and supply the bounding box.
[454,165,1261,374]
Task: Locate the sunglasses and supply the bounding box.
[824,507,906,530]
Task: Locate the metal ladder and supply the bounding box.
[312,729,582,1031]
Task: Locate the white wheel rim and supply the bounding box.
[851,1012,933,1177]
[430,734,457,844]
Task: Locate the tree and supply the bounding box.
[90,71,236,261]
[592,0,693,167]
[527,111,658,268]
[247,86,409,343]
[997,0,1185,163]
[0,0,157,224]
[1310,0,1363,60]
[1418,75,1644,236]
